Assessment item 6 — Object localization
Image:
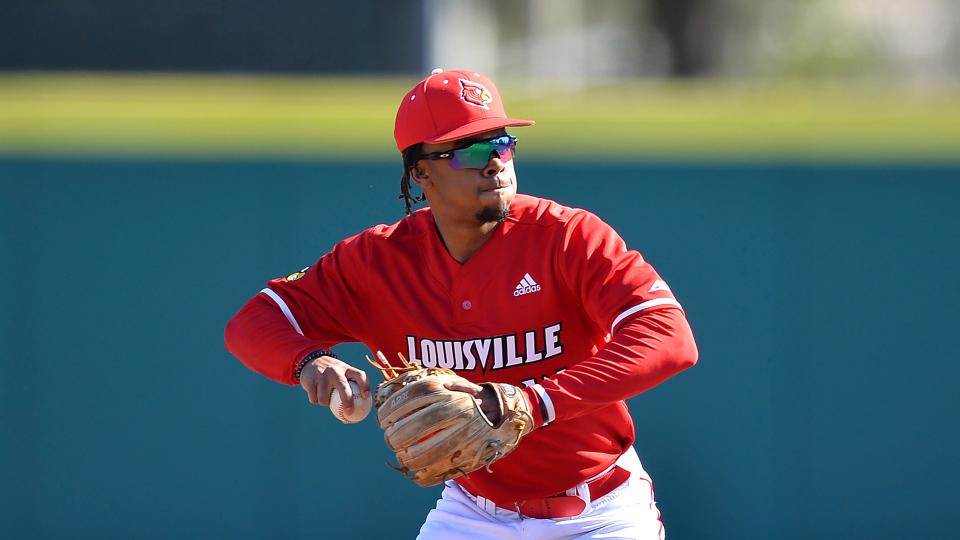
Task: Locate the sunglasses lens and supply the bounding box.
[448,136,517,170]
[449,143,492,169]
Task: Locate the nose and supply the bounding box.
[482,152,506,178]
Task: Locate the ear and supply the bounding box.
[410,165,430,188]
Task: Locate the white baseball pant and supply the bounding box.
[417,447,666,540]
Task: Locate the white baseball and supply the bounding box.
[329,380,372,424]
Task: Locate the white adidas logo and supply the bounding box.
[513,273,541,297]
[648,279,671,293]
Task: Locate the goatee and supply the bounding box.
[476,204,510,224]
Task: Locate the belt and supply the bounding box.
[463,465,631,519]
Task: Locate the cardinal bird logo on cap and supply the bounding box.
[459,79,493,109]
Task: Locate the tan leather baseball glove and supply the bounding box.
[367,353,534,487]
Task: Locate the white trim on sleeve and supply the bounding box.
[610,297,682,334]
[260,287,305,336]
[530,383,556,426]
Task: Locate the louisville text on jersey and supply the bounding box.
[406,323,563,372]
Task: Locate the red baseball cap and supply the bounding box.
[394,68,535,152]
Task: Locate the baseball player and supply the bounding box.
[225,68,698,539]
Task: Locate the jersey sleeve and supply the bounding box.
[516,210,695,428]
[260,232,370,345]
[558,210,682,335]
[521,308,698,427]
[224,232,370,384]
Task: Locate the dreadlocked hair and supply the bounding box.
[399,144,426,215]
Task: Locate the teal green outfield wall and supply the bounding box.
[2,160,958,539]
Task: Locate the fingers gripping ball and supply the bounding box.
[329,380,373,424]
[367,352,534,487]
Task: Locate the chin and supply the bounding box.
[475,202,511,224]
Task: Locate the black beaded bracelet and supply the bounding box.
[294,349,338,382]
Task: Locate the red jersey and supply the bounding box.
[225,194,697,503]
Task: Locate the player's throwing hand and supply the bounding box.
[299,353,370,416]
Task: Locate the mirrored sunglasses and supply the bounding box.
[418,135,518,170]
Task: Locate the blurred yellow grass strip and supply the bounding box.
[1,73,958,160]
[0,73,399,158]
